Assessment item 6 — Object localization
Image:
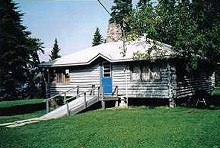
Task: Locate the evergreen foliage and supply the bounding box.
[92,28,103,46]
[0,0,44,99]
[137,0,150,9]
[109,0,132,33]
[49,38,61,60]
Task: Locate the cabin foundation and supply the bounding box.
[169,98,176,108]
[119,97,128,108]
[101,101,105,109]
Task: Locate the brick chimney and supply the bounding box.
[106,23,122,43]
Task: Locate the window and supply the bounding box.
[131,65,141,81]
[53,69,70,83]
[130,63,161,81]
[150,67,161,80]
[56,73,64,83]
[64,73,70,83]
[103,62,111,77]
[142,66,150,80]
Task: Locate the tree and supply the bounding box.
[109,0,132,33]
[157,0,220,72]
[127,2,157,40]
[50,38,61,60]
[25,37,44,98]
[0,0,44,99]
[129,0,220,73]
[92,28,103,46]
[137,0,150,9]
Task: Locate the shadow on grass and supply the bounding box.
[79,102,102,114]
[81,96,220,112]
[0,102,45,116]
[176,95,220,110]
[128,98,169,109]
[127,96,220,110]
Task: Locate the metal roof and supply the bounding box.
[40,37,174,67]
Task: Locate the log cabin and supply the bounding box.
[40,37,214,107]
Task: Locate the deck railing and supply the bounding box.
[45,85,101,115]
[45,87,75,113]
[45,85,120,115]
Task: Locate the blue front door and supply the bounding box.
[102,77,112,95]
[101,62,112,95]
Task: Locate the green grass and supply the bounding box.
[0,110,45,124]
[212,87,220,96]
[0,99,45,124]
[0,106,220,148]
[0,99,45,108]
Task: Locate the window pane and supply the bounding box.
[131,66,141,81]
[65,73,70,83]
[151,67,161,80]
[103,63,111,77]
[142,66,150,81]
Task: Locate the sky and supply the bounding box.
[15,0,114,62]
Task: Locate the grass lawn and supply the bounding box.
[212,87,220,96]
[0,99,44,108]
[0,99,45,124]
[0,105,220,148]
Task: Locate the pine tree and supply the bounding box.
[92,28,103,46]
[50,38,61,60]
[0,0,44,99]
[0,0,29,90]
[109,0,132,33]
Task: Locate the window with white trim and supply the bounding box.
[130,64,161,81]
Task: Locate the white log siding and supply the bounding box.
[49,64,100,96]
[112,62,170,98]
[48,60,214,99]
[50,83,76,97]
[69,64,100,93]
[175,68,214,98]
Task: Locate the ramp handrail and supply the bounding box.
[45,85,100,115]
[64,85,100,116]
[45,87,76,113]
[45,88,75,101]
[112,86,118,97]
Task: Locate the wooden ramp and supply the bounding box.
[0,96,99,128]
[0,86,121,128]
[41,95,99,120]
